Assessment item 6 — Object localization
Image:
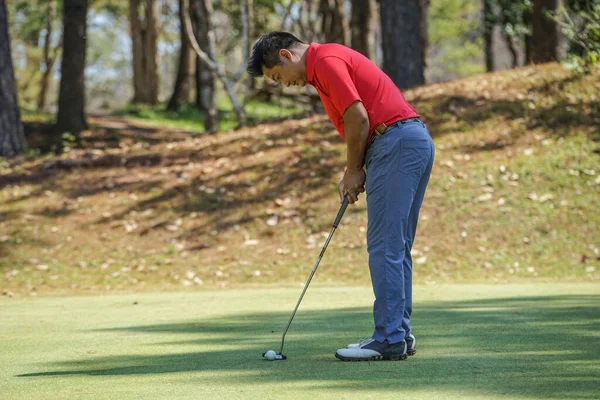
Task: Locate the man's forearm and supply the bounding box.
[345,120,370,171]
[343,102,370,171]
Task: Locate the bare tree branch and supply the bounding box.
[280,0,297,30]
[182,0,246,127]
[233,0,249,82]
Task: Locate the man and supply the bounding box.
[246,32,434,362]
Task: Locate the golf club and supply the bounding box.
[263,197,349,361]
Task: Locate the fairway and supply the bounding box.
[1,284,599,399]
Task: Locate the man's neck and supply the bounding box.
[297,43,310,75]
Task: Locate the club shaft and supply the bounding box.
[278,199,348,355]
[278,226,337,354]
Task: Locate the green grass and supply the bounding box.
[20,109,55,124]
[115,98,306,132]
[1,284,599,399]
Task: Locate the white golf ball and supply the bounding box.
[265,350,276,360]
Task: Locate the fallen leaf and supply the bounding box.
[281,210,299,218]
[275,198,292,207]
[477,193,493,202]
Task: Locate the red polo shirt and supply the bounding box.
[306,43,419,140]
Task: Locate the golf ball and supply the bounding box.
[265,350,276,360]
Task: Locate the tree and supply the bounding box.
[167,0,196,111]
[482,0,533,69]
[420,0,430,73]
[380,0,426,89]
[182,0,248,129]
[483,0,495,71]
[7,0,63,110]
[532,0,565,62]
[129,0,159,104]
[550,0,600,73]
[319,0,348,45]
[192,0,217,133]
[38,0,60,111]
[0,0,26,157]
[54,0,88,140]
[350,0,376,60]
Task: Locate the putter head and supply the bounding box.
[261,352,287,360]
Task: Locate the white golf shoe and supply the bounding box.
[347,334,416,356]
[335,338,408,361]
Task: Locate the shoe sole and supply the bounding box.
[335,352,408,362]
[408,349,416,356]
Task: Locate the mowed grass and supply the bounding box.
[1,284,599,399]
[1,63,599,295]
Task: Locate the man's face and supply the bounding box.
[263,49,307,88]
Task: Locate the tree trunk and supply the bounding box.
[350,0,376,60]
[483,0,495,72]
[183,0,247,129]
[192,0,217,133]
[523,4,533,65]
[246,0,256,93]
[532,0,564,63]
[379,0,425,89]
[196,58,217,133]
[129,0,159,104]
[503,31,519,68]
[37,0,58,111]
[420,0,430,78]
[319,0,348,45]
[54,0,88,139]
[167,0,196,111]
[0,0,27,157]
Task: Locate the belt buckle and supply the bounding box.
[375,123,387,136]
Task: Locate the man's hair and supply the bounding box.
[246,32,304,77]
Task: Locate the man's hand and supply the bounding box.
[339,168,366,204]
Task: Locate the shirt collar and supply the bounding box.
[305,42,320,85]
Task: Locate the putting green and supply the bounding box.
[1,284,599,399]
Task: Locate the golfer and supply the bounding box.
[246,32,434,361]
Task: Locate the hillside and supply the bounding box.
[1,63,599,296]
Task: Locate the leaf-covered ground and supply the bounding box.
[1,63,599,295]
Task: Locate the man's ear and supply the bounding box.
[278,49,293,62]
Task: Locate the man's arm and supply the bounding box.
[312,57,368,204]
[344,100,370,171]
[340,101,369,204]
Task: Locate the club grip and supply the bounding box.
[333,197,349,228]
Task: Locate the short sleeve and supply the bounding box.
[314,57,361,116]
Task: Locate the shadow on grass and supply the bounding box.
[17,295,600,398]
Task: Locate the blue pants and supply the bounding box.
[365,120,434,344]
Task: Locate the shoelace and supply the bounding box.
[356,337,375,347]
